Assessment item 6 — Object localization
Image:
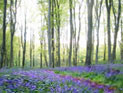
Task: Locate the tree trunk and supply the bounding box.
[32,32,35,67]
[55,0,61,67]
[120,20,123,61]
[68,0,73,67]
[10,34,14,67]
[40,41,43,68]
[51,0,55,68]
[18,47,21,67]
[73,0,77,66]
[44,39,48,67]
[22,14,27,68]
[10,0,17,67]
[85,0,94,66]
[75,3,82,66]
[95,0,103,64]
[104,28,106,61]
[20,25,23,68]
[105,0,112,63]
[112,0,121,62]
[10,0,13,67]
[30,32,32,67]
[0,0,7,68]
[48,0,52,67]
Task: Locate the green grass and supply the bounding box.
[54,70,123,90]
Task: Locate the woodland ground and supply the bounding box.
[0,64,123,93]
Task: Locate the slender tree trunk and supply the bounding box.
[44,39,48,67]
[40,41,43,68]
[18,47,21,67]
[43,16,49,68]
[85,0,94,66]
[16,55,17,66]
[18,37,21,67]
[20,24,23,68]
[30,32,32,67]
[32,32,35,67]
[91,27,94,63]
[121,20,123,61]
[73,0,77,66]
[10,0,13,67]
[10,0,17,67]
[104,28,106,61]
[105,0,112,63]
[95,0,103,64]
[51,0,55,68]
[48,0,52,67]
[10,34,14,67]
[57,19,61,67]
[75,3,82,66]
[68,0,73,67]
[112,0,121,62]
[22,14,27,68]
[63,44,65,65]
[0,0,7,68]
[55,0,61,67]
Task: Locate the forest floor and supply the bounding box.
[0,64,123,93]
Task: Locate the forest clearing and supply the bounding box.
[0,0,123,92]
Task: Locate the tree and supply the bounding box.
[51,0,55,68]
[105,0,112,63]
[39,16,43,68]
[0,0,7,68]
[22,13,27,68]
[10,0,18,67]
[18,38,21,67]
[32,31,35,67]
[40,38,43,68]
[73,0,77,66]
[112,0,121,62]
[48,0,52,67]
[30,30,32,67]
[103,20,107,61]
[44,39,48,67]
[120,20,123,61]
[74,1,82,66]
[68,0,73,66]
[95,0,103,64]
[85,0,94,66]
[55,0,61,67]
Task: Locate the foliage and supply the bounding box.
[54,64,123,92]
[0,64,123,92]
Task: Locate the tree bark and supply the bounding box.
[120,20,123,61]
[18,45,21,67]
[40,41,43,68]
[0,0,7,68]
[22,14,27,68]
[73,0,77,66]
[55,0,61,67]
[85,0,94,66]
[95,0,103,64]
[32,31,35,67]
[75,2,82,66]
[68,0,73,67]
[105,0,112,63]
[48,0,52,67]
[44,39,48,67]
[51,0,55,68]
[104,26,106,61]
[10,0,17,67]
[30,31,32,67]
[112,0,121,62]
